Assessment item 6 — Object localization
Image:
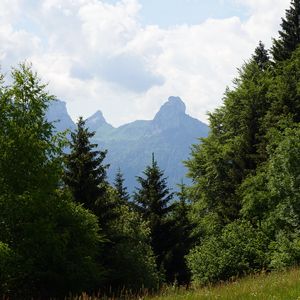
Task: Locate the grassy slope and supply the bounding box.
[69,268,300,299]
[147,268,300,300]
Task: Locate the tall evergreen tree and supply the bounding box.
[64,117,108,212]
[253,41,270,70]
[114,168,130,203]
[134,154,173,276]
[165,182,193,284]
[271,0,300,62]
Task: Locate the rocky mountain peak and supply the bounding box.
[155,96,186,118]
[46,99,75,131]
[153,96,187,128]
[86,110,112,131]
[88,110,106,124]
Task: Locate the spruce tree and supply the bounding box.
[114,168,130,203]
[134,154,173,274]
[165,182,193,284]
[253,41,270,70]
[64,117,108,212]
[271,0,300,62]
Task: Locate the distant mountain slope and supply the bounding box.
[46,99,75,132]
[47,97,209,193]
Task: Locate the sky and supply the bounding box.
[0,0,291,126]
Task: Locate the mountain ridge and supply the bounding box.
[47,96,209,192]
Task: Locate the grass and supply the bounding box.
[146,268,300,300]
[14,268,300,300]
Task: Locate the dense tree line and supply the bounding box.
[186,0,300,284]
[0,65,189,298]
[1,0,300,298]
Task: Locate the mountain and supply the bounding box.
[47,97,209,193]
[86,110,115,137]
[46,99,75,132]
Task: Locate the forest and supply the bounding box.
[1,0,300,298]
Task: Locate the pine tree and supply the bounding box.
[64,117,108,212]
[114,168,130,204]
[134,154,173,274]
[271,0,300,62]
[253,41,270,70]
[165,182,193,284]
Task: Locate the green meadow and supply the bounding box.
[148,269,300,300]
[68,268,300,300]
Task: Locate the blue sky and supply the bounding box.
[0,0,290,126]
[105,0,248,27]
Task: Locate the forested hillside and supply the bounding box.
[1,0,300,299]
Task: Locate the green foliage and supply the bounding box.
[164,184,193,284]
[0,63,63,195]
[64,117,108,213]
[105,199,160,290]
[187,221,268,285]
[241,126,300,230]
[114,168,130,203]
[0,192,104,297]
[253,41,270,70]
[4,1,300,296]
[271,0,300,62]
[186,12,300,285]
[240,126,300,271]
[146,268,300,300]
[186,56,271,238]
[0,64,104,298]
[0,242,15,295]
[134,154,173,272]
[268,231,300,270]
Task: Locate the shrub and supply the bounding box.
[187,220,268,285]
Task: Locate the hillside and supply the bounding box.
[62,268,300,299]
[147,269,300,300]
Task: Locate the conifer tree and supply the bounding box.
[271,0,300,62]
[64,117,108,212]
[114,168,130,203]
[134,154,173,274]
[253,41,270,70]
[165,182,193,284]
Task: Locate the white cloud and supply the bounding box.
[0,0,20,24]
[0,0,291,126]
[238,0,290,46]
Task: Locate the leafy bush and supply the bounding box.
[241,126,300,271]
[268,231,300,270]
[0,242,16,295]
[102,193,160,291]
[0,191,105,298]
[187,220,268,285]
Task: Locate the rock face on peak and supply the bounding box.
[155,96,186,117]
[153,96,187,129]
[46,97,209,192]
[87,110,107,126]
[86,110,114,133]
[92,97,209,192]
[46,99,75,132]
